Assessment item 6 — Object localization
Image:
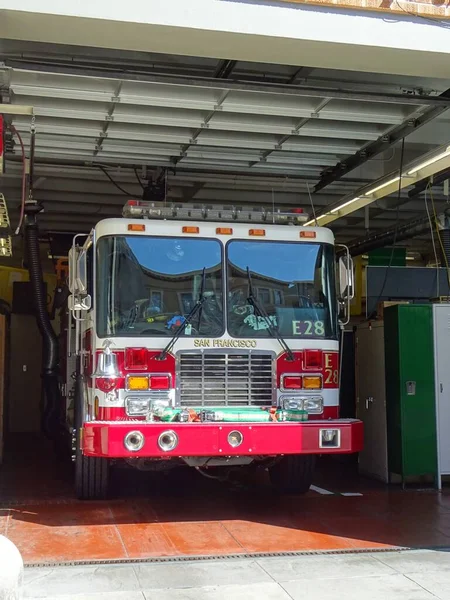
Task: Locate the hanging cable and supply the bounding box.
[306,181,318,226]
[133,167,145,190]
[98,166,138,198]
[424,187,440,298]
[366,137,405,319]
[9,124,27,235]
[429,183,450,290]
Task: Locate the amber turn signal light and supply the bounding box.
[303,376,322,389]
[127,376,149,391]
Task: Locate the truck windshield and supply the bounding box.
[227,240,337,339]
[96,236,224,337]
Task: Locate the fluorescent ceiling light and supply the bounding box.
[330,197,361,214]
[0,105,33,115]
[364,176,400,196]
[407,147,450,175]
[304,214,328,226]
[305,141,450,228]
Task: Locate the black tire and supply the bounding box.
[269,454,316,494]
[73,358,109,500]
[75,450,109,500]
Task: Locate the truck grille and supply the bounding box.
[178,351,274,407]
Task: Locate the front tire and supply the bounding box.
[75,449,109,500]
[269,454,316,494]
[73,359,109,500]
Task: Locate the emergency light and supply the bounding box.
[123,200,310,225]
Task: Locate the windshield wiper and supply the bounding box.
[246,267,295,362]
[157,268,208,361]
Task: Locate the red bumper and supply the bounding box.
[82,419,363,458]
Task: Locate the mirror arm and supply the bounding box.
[72,310,88,322]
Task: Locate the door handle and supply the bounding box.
[365,396,374,409]
[441,383,444,393]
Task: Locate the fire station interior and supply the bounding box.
[2,40,450,563]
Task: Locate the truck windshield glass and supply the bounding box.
[96,236,224,337]
[227,240,337,339]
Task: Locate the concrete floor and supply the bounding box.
[3,436,450,566]
[22,549,450,599]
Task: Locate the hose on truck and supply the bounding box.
[24,204,61,439]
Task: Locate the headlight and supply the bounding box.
[150,398,170,416]
[125,397,150,416]
[281,396,305,410]
[304,397,323,414]
[280,396,323,413]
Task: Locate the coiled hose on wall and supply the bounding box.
[24,206,61,439]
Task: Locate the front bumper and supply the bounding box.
[82,419,363,458]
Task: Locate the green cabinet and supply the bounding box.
[384,304,438,484]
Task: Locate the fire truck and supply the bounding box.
[65,201,363,499]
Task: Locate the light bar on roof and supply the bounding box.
[122,200,309,226]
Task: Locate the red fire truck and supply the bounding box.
[65,202,363,499]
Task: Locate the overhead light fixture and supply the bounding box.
[364,177,401,196]
[306,141,450,228]
[330,197,362,214]
[407,146,450,175]
[304,214,328,226]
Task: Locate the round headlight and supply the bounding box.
[228,430,243,448]
[158,430,179,452]
[124,430,144,452]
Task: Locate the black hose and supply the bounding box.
[25,209,59,374]
[24,205,61,438]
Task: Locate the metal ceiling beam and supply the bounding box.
[3,61,449,107]
[286,67,315,85]
[407,166,450,198]
[213,60,237,79]
[314,87,450,193]
[2,153,369,185]
[345,214,433,256]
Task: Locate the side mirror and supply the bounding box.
[68,247,77,294]
[76,251,88,294]
[338,255,354,300]
[68,294,92,312]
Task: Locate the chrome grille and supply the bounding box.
[178,351,274,407]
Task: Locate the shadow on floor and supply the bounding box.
[2,434,450,563]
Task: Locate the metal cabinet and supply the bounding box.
[384,304,438,485]
[355,322,389,482]
[8,314,43,433]
[433,304,450,488]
